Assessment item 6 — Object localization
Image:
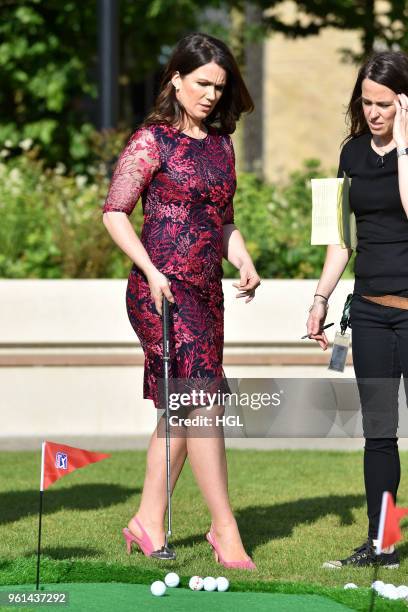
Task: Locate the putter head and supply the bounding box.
[151,545,176,560]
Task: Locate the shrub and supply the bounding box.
[0,145,352,279]
[224,160,354,279]
[0,143,140,278]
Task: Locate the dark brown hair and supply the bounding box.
[143,33,254,134]
[344,50,408,142]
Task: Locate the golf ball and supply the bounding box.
[382,583,397,599]
[216,576,229,592]
[189,575,204,591]
[343,583,358,590]
[165,572,180,587]
[372,580,384,593]
[150,580,166,597]
[396,585,408,598]
[203,576,217,591]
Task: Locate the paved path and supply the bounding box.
[2,435,408,451]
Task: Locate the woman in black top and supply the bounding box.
[307,51,408,568]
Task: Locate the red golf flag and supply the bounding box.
[40,441,110,491]
[376,491,408,553]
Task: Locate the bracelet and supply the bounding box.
[309,294,329,313]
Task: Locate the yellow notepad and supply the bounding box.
[311,173,357,249]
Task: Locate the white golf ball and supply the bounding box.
[150,580,166,597]
[372,580,384,592]
[382,583,397,599]
[372,581,385,596]
[216,576,229,592]
[189,575,204,591]
[396,585,408,598]
[344,583,358,590]
[203,576,217,591]
[164,572,180,587]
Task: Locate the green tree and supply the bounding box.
[252,0,408,61]
[0,0,226,169]
[0,1,98,169]
[2,0,405,171]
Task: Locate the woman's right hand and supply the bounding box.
[306,300,329,350]
[145,267,175,316]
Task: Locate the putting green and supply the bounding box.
[0,583,354,611]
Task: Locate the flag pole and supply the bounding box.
[36,442,45,590]
[368,492,388,612]
[368,563,379,612]
[34,440,110,589]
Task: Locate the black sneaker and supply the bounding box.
[323,538,400,569]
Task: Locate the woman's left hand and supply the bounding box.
[232,263,261,303]
[393,93,408,148]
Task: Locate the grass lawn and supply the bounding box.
[1,449,408,611]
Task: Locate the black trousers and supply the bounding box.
[350,295,408,539]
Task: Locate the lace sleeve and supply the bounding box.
[102,127,160,215]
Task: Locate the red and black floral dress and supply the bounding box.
[103,123,236,408]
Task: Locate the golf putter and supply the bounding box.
[151,295,177,560]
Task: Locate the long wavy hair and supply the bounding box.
[344,50,408,143]
[143,33,254,134]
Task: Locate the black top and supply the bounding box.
[338,132,408,295]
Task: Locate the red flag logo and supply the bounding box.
[376,491,408,553]
[41,441,110,490]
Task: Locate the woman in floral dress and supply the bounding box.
[103,33,260,569]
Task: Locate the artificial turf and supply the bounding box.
[0,449,408,611]
[0,583,357,612]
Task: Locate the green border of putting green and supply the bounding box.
[0,559,406,612]
[0,583,356,612]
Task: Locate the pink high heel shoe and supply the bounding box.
[206,528,256,570]
[122,516,155,557]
